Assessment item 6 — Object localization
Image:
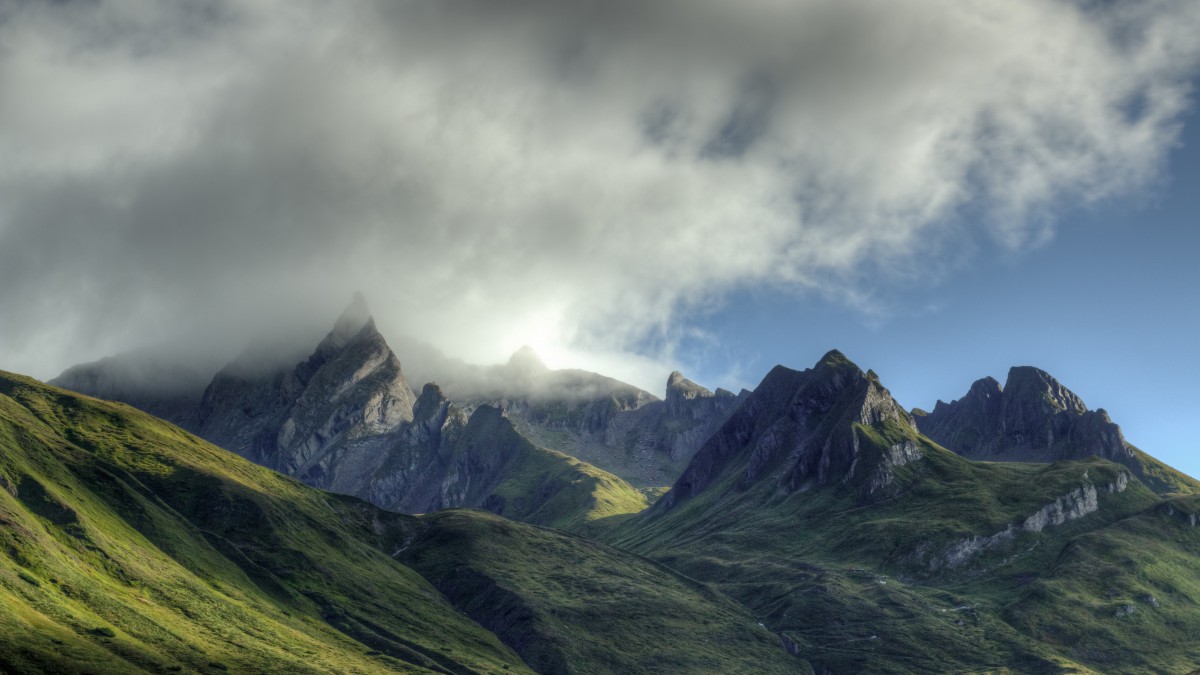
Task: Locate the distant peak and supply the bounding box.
[506,345,549,374]
[968,376,1003,398]
[1004,366,1086,413]
[315,293,378,355]
[665,371,713,402]
[812,349,863,377]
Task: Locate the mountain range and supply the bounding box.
[10,296,1198,673]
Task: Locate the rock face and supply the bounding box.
[657,350,921,512]
[927,473,1129,571]
[916,366,1142,468]
[50,297,648,529]
[185,300,647,529]
[502,366,742,486]
[195,297,417,484]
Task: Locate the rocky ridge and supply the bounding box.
[915,366,1198,494]
[195,295,417,483]
[50,296,651,530]
[657,350,920,512]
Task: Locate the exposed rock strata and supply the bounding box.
[929,473,1129,570]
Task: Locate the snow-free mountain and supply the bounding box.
[31,297,1200,673]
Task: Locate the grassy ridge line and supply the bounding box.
[0,370,530,674]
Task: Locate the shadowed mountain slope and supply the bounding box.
[610,351,1200,674]
[0,370,805,674]
[361,386,653,531]
[398,509,801,674]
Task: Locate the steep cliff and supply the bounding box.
[916,366,1199,494]
[195,296,416,484]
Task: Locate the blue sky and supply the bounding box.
[684,106,1200,478]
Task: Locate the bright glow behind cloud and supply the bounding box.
[1,0,1197,390]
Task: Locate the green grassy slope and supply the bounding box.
[1004,495,1200,672]
[0,370,528,674]
[612,437,1158,672]
[399,509,805,674]
[1126,446,1200,495]
[608,355,1199,673]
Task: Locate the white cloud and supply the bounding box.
[1,0,1197,391]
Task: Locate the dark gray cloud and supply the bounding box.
[2,0,1198,389]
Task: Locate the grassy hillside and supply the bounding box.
[1004,495,1200,672]
[0,370,528,674]
[608,355,1200,673]
[1126,446,1200,495]
[400,509,805,674]
[611,431,1162,672]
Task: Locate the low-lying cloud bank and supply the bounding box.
[2,0,1198,390]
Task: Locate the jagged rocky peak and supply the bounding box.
[195,292,417,479]
[397,381,465,454]
[970,375,1003,399]
[797,349,910,428]
[916,364,1132,468]
[1003,366,1087,415]
[659,350,919,511]
[318,292,374,354]
[414,382,449,418]
[665,371,713,403]
[505,345,550,377]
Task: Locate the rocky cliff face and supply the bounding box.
[916,366,1133,466]
[657,350,921,512]
[47,300,659,526]
[195,296,416,484]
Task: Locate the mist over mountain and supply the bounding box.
[5,1,1200,672]
[19,311,1200,672]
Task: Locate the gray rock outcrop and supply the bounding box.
[656,350,923,512]
[916,366,1131,465]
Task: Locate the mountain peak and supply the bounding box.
[316,292,375,355]
[969,376,1003,398]
[665,371,713,403]
[915,365,1145,476]
[659,355,914,511]
[1004,366,1087,415]
[816,348,859,372]
[506,345,549,375]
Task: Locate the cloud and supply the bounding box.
[1,0,1198,391]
